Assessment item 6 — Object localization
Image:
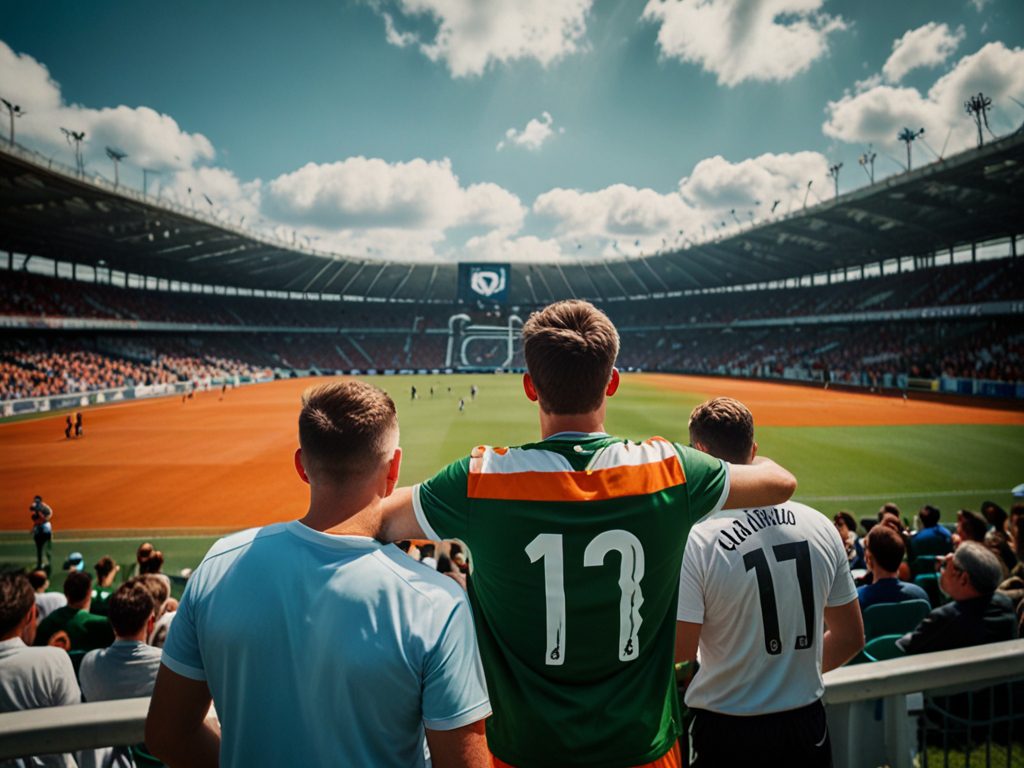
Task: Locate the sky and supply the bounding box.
[1,0,1023,264]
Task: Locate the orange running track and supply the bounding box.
[1,376,1020,532]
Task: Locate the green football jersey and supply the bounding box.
[414,433,728,768]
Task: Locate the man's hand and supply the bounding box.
[426,720,490,768]
[146,665,220,768]
[378,486,427,543]
[725,457,797,510]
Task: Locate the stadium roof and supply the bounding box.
[1,131,1022,304]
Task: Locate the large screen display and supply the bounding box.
[459,263,510,304]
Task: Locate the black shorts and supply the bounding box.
[688,700,831,768]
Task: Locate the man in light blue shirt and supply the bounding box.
[146,380,491,768]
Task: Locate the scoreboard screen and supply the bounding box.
[458,263,510,304]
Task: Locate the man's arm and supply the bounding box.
[426,721,490,768]
[822,599,864,672]
[145,664,220,768]
[674,621,702,664]
[378,486,428,543]
[724,457,797,510]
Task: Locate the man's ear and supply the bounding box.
[749,440,759,463]
[384,447,402,497]
[691,439,708,453]
[606,368,620,397]
[294,448,310,485]
[523,373,539,402]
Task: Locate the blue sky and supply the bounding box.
[1,0,1022,262]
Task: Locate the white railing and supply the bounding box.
[1,641,1021,765]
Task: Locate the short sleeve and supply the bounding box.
[413,457,471,543]
[826,527,859,607]
[49,650,82,706]
[421,595,492,731]
[676,537,706,624]
[679,446,729,517]
[161,577,206,681]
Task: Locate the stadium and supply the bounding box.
[2,5,1024,768]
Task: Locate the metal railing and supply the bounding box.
[1,641,1022,764]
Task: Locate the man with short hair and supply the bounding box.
[90,556,120,616]
[956,509,989,546]
[0,572,81,767]
[79,579,162,701]
[898,541,1018,654]
[34,571,114,651]
[28,569,66,621]
[147,380,490,768]
[857,525,929,611]
[381,300,798,768]
[676,397,863,768]
[908,504,953,558]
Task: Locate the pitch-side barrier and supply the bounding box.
[1,641,1021,766]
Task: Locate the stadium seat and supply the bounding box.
[130,744,164,767]
[862,599,931,641]
[909,536,953,558]
[913,573,945,609]
[861,634,906,662]
[909,555,938,577]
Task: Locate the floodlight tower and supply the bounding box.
[828,162,843,199]
[897,127,925,171]
[60,127,86,175]
[858,146,877,183]
[142,168,160,197]
[802,179,813,209]
[105,147,128,188]
[964,92,993,148]
[0,98,25,146]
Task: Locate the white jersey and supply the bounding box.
[677,500,857,715]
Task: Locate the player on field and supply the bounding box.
[381,300,798,768]
[676,397,864,768]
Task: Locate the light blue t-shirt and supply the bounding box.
[162,521,491,768]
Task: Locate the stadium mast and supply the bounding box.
[828,162,843,199]
[964,92,993,148]
[60,127,86,176]
[105,147,128,189]
[0,97,24,146]
[897,127,925,171]
[858,147,876,184]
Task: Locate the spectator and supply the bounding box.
[136,573,176,648]
[898,542,1019,654]
[419,543,437,570]
[90,556,120,616]
[28,569,67,621]
[146,380,490,767]
[130,542,154,579]
[983,530,1017,576]
[79,579,162,701]
[908,504,953,558]
[138,550,164,576]
[956,509,988,546]
[0,572,81,767]
[858,526,930,610]
[29,495,54,573]
[981,501,1008,535]
[34,571,114,651]
[834,511,866,570]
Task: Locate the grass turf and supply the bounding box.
[3,373,1021,593]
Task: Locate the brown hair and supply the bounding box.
[866,524,905,573]
[94,556,117,580]
[0,573,34,637]
[109,580,157,637]
[521,300,619,415]
[63,570,92,602]
[688,397,755,464]
[139,550,164,575]
[299,380,398,482]
[958,509,988,543]
[137,574,170,606]
[879,502,901,520]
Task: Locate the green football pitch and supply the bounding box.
[2,373,1021,595]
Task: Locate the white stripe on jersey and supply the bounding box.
[468,437,678,476]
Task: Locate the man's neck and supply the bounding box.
[538,408,606,440]
[115,631,147,643]
[299,485,381,538]
[872,570,899,582]
[68,599,89,612]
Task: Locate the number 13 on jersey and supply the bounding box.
[526,530,645,666]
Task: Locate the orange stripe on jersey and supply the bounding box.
[467,455,685,502]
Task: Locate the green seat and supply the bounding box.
[862,599,931,640]
[862,634,906,662]
[130,744,164,767]
[909,555,938,578]
[914,573,945,609]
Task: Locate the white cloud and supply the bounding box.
[824,42,1024,157]
[969,0,991,11]
[463,230,565,262]
[497,111,563,151]
[377,0,593,77]
[680,151,830,209]
[0,40,214,174]
[882,22,964,83]
[641,0,846,87]
[155,167,262,223]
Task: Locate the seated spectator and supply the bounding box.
[138,550,164,576]
[984,530,1017,577]
[90,556,120,616]
[981,501,1008,535]
[34,571,114,651]
[137,573,176,647]
[28,569,67,621]
[858,526,930,610]
[0,572,81,766]
[897,542,1019,654]
[908,504,953,558]
[129,542,154,579]
[834,511,865,570]
[956,509,988,547]
[79,579,162,701]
